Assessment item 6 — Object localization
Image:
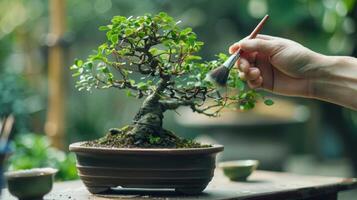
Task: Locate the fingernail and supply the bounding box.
[250,68,259,74]
[229,47,234,54]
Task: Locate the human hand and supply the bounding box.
[229,35,322,97]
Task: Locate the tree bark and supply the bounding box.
[130,78,169,138]
[131,93,165,138]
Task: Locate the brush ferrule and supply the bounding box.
[223,52,240,70]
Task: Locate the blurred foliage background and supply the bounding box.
[8,133,78,181]
[0,0,357,181]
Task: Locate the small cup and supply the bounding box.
[5,168,57,200]
[219,160,259,181]
[0,143,11,195]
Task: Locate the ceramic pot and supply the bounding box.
[5,168,57,200]
[0,153,6,195]
[0,145,11,196]
[219,160,259,181]
[70,142,223,194]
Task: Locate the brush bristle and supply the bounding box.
[205,66,230,86]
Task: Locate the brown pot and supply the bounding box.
[69,142,223,194]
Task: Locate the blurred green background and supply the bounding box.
[1,1,357,194]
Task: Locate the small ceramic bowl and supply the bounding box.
[0,144,11,195]
[219,160,259,181]
[5,168,57,200]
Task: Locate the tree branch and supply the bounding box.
[160,98,223,117]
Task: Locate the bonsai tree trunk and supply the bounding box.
[130,78,172,139]
[131,92,165,138]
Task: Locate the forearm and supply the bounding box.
[309,55,357,110]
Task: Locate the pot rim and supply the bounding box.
[5,167,58,179]
[69,142,224,155]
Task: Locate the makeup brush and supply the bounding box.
[206,15,269,86]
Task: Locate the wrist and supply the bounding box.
[306,53,338,98]
[307,52,335,77]
[308,55,357,109]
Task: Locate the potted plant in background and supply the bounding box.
[69,12,272,194]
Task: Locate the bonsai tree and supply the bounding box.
[71,12,273,148]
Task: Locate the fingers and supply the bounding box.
[229,36,277,56]
[246,68,260,80]
[247,76,263,89]
[229,34,272,53]
[255,34,277,40]
[237,58,250,73]
[237,58,260,80]
[229,34,281,90]
[239,39,275,55]
[236,58,263,89]
[230,34,279,90]
[242,68,263,89]
[229,44,239,54]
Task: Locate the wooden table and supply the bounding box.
[3,170,357,200]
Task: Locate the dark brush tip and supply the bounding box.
[206,66,230,86]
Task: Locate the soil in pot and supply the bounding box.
[83,125,211,149]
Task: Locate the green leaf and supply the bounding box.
[83,62,93,70]
[129,79,135,85]
[148,135,161,144]
[110,34,118,44]
[99,26,109,31]
[264,99,274,106]
[186,34,196,45]
[149,48,158,55]
[239,101,255,110]
[74,59,83,67]
[70,65,78,70]
[158,12,168,18]
[138,31,145,37]
[181,28,192,35]
[240,93,247,99]
[126,90,132,97]
[218,53,228,61]
[72,72,81,77]
[111,16,127,23]
[98,43,108,52]
[136,82,148,90]
[235,78,245,91]
[101,67,110,74]
[196,41,204,46]
[194,82,202,87]
[118,48,130,55]
[186,55,202,61]
[125,28,134,36]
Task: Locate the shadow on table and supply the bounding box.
[94,178,271,198]
[95,188,212,198]
[243,179,270,183]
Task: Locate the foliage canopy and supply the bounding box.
[71,12,272,116]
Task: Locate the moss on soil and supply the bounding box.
[83,125,211,149]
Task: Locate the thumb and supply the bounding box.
[232,38,276,55]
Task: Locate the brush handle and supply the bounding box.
[248,15,270,39]
[224,15,269,69]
